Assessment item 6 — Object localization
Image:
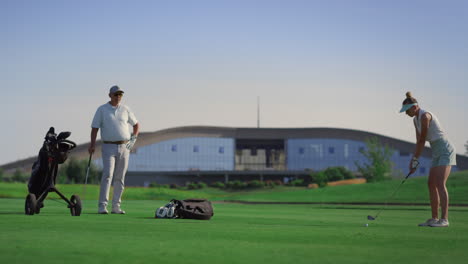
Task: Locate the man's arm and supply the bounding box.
[132,123,139,137]
[88,127,99,154]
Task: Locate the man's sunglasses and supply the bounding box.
[113,93,124,97]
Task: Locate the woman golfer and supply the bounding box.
[400,92,456,227]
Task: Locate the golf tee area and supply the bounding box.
[1,171,468,264]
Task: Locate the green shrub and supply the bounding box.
[187,182,199,190]
[210,181,225,189]
[149,182,169,188]
[57,157,101,184]
[290,179,304,187]
[336,166,354,179]
[12,169,29,183]
[324,167,344,182]
[226,180,247,189]
[247,180,264,188]
[355,137,394,182]
[311,171,328,188]
[197,182,207,189]
[264,180,279,188]
[186,182,207,189]
[0,169,13,182]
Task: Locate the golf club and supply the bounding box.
[82,152,93,200]
[367,170,414,221]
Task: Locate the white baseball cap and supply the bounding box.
[109,85,124,94]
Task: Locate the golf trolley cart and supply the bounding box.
[25,127,82,216]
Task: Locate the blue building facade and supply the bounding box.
[96,137,235,171]
[286,138,432,176]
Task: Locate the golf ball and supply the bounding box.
[364,223,368,227]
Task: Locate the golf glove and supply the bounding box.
[411,157,420,170]
[126,135,137,150]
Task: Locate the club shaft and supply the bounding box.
[372,172,411,219]
[83,153,93,199]
[84,154,92,184]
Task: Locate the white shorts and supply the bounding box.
[430,138,456,167]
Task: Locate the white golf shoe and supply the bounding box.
[430,219,449,227]
[111,208,126,214]
[418,218,439,227]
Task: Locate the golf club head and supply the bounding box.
[367,215,376,221]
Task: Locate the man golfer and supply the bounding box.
[88,85,139,214]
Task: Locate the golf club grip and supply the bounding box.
[87,152,93,167]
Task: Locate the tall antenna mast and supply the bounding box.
[257,96,260,128]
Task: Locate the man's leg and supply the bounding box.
[99,144,116,213]
[111,144,130,212]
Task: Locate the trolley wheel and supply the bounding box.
[70,194,82,216]
[25,193,37,215]
[35,201,43,214]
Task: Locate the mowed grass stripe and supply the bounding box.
[1,199,468,264]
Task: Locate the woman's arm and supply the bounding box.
[410,113,431,172]
[414,113,431,159]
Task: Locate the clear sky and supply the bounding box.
[1,0,467,165]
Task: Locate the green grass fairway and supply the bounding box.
[2,171,468,204]
[220,170,468,204]
[1,199,468,264]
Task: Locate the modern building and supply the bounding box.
[3,126,467,186]
[98,126,468,186]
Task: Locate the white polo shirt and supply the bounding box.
[91,103,138,142]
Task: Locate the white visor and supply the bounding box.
[399,103,417,113]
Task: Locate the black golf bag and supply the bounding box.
[25,127,82,216]
[155,199,214,220]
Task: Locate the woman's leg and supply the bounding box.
[431,166,451,219]
[427,168,440,219]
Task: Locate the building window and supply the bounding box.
[328,147,334,154]
[193,145,199,153]
[299,147,304,155]
[219,147,224,154]
[171,145,177,152]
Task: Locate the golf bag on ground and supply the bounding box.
[25,127,82,216]
[155,199,214,220]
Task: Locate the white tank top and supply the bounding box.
[413,109,445,142]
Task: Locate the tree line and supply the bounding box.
[0,157,101,184]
